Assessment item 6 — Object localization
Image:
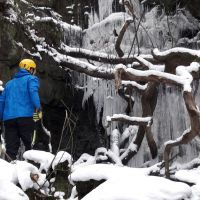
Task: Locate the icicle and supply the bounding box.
[110,129,120,156]
[98,0,114,21]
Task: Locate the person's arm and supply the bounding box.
[0,89,6,121]
[28,76,41,111]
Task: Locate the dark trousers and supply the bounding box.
[4,117,34,160]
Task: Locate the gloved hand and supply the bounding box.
[33,110,42,122]
[38,110,42,119]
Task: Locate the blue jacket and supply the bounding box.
[0,68,41,121]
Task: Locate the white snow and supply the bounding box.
[0,80,4,91]
[70,164,192,200]
[70,164,149,183]
[54,191,65,199]
[153,48,200,57]
[115,61,200,92]
[107,114,152,124]
[121,80,147,90]
[110,129,120,156]
[135,56,165,71]
[34,16,81,32]
[0,158,48,194]
[52,151,72,170]
[1,156,200,200]
[23,150,72,172]
[0,181,29,200]
[23,150,54,172]
[175,167,200,185]
[120,125,138,146]
[82,176,190,200]
[72,153,96,172]
[0,154,199,200]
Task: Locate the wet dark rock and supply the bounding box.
[0,0,104,162]
[52,160,72,199]
[26,0,53,7]
[26,189,55,200]
[112,0,125,13]
[52,0,99,29]
[75,179,106,199]
[141,0,200,18]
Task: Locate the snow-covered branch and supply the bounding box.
[61,43,156,65]
[121,80,147,91]
[50,47,115,80]
[115,62,200,92]
[106,114,152,127]
[135,56,165,71]
[152,47,200,62]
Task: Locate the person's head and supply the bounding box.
[19,59,36,75]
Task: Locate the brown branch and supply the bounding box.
[115,19,133,57]
[119,81,147,114]
[118,86,135,115]
[123,0,140,55]
[115,0,141,57]
[121,82,158,164]
[164,91,200,178]
[122,0,136,18]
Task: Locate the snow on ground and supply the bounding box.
[0,152,200,199]
[69,163,200,200]
[174,166,200,200]
[0,150,72,199]
[0,158,48,199]
[52,151,72,170]
[23,150,72,172]
[82,176,191,200]
[23,150,54,172]
[0,181,29,200]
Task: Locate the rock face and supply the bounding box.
[27,0,53,7]
[141,0,200,19]
[187,0,200,19]
[0,0,104,159]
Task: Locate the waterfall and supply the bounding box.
[78,0,200,166]
[88,0,114,26]
[129,85,200,167]
[98,0,114,21]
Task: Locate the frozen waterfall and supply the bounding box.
[74,0,200,166]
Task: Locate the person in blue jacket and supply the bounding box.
[0,59,41,160]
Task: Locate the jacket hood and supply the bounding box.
[14,68,30,78]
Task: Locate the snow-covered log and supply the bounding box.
[106,114,152,127]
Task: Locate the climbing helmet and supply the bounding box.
[19,59,36,71]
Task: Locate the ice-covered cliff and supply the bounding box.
[1,0,200,166]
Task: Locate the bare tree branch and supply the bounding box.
[115,19,133,57]
[121,82,158,164]
[61,43,138,65]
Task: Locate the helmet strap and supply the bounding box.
[29,67,36,75]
